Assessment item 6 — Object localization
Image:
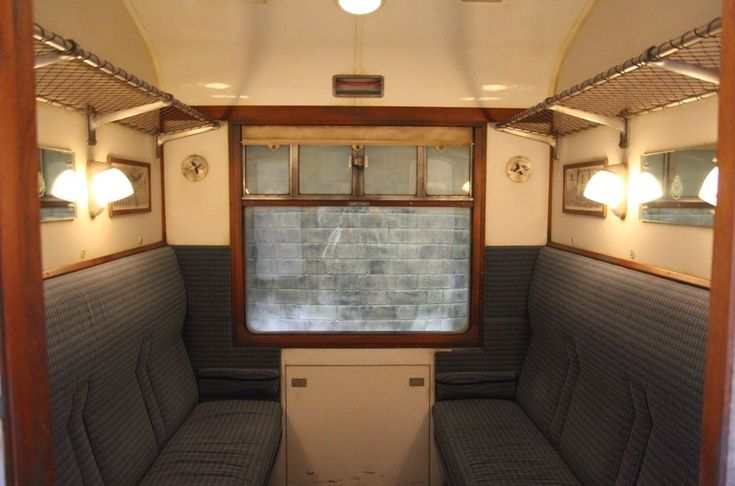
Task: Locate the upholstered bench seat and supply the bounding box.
[434,399,580,485]
[141,400,281,486]
[434,247,710,486]
[44,247,281,485]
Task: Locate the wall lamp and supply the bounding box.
[583,163,628,219]
[49,169,81,202]
[698,166,718,206]
[636,172,664,204]
[87,161,134,219]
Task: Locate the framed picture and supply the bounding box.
[108,156,151,216]
[562,159,607,218]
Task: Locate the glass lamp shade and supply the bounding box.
[92,168,133,206]
[698,166,718,206]
[338,0,382,15]
[637,172,663,204]
[49,169,80,202]
[583,170,625,207]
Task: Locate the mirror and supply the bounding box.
[639,145,716,228]
[39,147,77,222]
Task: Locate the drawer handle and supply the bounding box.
[291,378,308,388]
[409,378,424,387]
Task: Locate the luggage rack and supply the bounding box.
[496,17,721,157]
[33,23,220,149]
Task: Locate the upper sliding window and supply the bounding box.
[233,124,485,347]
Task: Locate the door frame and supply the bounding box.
[0,0,54,484]
[700,0,735,484]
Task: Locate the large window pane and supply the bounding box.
[244,206,470,333]
[364,146,417,195]
[244,145,290,195]
[426,146,471,195]
[299,145,353,194]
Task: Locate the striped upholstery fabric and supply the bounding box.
[435,246,540,399]
[198,368,281,402]
[44,247,282,485]
[435,371,516,401]
[433,247,709,486]
[140,400,282,485]
[172,246,280,398]
[434,400,581,485]
[524,248,709,485]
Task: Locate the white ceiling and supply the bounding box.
[125,0,590,107]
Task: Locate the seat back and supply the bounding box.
[44,247,197,485]
[518,247,709,486]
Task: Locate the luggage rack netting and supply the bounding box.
[496,18,721,142]
[33,24,219,140]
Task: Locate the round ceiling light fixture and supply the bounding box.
[337,0,383,15]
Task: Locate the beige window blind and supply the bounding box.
[241,126,473,146]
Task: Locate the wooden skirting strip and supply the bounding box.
[42,241,167,279]
[549,242,711,290]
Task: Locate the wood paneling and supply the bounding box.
[548,242,710,289]
[42,241,167,279]
[701,1,735,483]
[197,105,522,126]
[0,0,54,482]
[547,147,554,243]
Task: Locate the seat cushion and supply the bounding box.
[433,399,580,486]
[140,400,282,486]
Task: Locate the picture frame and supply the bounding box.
[108,156,151,216]
[562,159,607,218]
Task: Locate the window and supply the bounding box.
[232,121,486,346]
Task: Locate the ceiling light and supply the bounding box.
[204,82,230,90]
[482,84,514,92]
[337,0,383,15]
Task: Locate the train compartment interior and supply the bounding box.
[1,0,734,484]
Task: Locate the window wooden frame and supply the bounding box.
[228,108,487,347]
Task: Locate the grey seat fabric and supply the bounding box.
[433,400,581,486]
[434,247,709,486]
[44,247,281,485]
[141,400,282,486]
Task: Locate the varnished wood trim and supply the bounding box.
[471,125,487,343]
[548,242,710,289]
[242,199,474,207]
[701,1,735,483]
[0,0,54,482]
[230,124,246,346]
[547,146,554,243]
[231,331,480,348]
[42,241,167,279]
[160,144,167,242]
[196,105,523,126]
